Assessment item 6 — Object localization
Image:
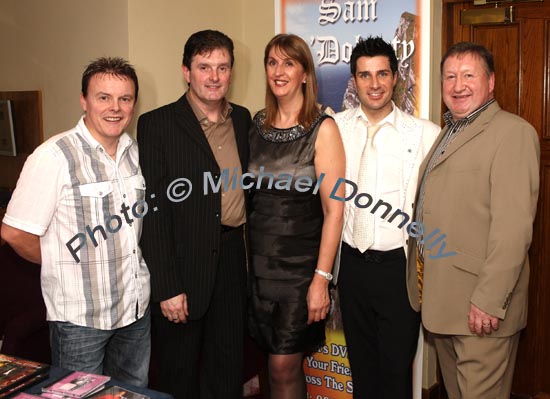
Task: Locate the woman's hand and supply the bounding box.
[306,274,331,324]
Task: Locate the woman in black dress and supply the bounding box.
[248,34,345,398]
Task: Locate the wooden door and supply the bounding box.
[442,1,550,398]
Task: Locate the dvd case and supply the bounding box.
[42,372,110,398]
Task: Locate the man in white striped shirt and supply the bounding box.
[1,57,150,387]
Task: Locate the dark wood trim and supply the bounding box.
[422,382,447,399]
[512,394,533,399]
[422,385,439,399]
[510,393,550,399]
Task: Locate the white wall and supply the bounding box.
[0,0,129,139]
[128,0,274,119]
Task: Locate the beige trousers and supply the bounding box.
[432,332,520,399]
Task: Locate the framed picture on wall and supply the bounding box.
[0,99,16,156]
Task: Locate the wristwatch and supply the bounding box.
[314,268,333,281]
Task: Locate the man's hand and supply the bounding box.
[160,293,189,324]
[468,303,499,336]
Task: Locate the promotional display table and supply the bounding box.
[25,366,173,399]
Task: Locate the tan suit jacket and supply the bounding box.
[407,102,540,337]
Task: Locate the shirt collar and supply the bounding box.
[186,91,232,128]
[77,115,133,153]
[355,101,397,128]
[443,98,496,128]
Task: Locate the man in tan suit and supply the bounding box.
[407,42,540,398]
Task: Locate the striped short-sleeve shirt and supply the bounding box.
[4,116,150,330]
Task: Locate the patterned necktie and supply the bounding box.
[353,124,381,253]
[416,247,424,304]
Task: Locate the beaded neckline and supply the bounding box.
[254,110,324,143]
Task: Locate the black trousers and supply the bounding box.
[152,227,247,399]
[338,243,420,399]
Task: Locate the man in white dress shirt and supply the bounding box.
[334,36,439,399]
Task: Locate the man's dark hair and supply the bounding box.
[81,57,139,99]
[182,30,234,69]
[350,36,398,76]
[440,42,495,76]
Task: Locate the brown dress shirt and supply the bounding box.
[187,93,246,227]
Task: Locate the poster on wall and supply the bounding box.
[275,0,431,117]
[275,1,431,398]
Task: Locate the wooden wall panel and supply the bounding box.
[519,16,544,135]
[472,24,520,114]
[545,20,550,141]
[533,160,550,395]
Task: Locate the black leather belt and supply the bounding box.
[221,224,242,233]
[342,242,404,263]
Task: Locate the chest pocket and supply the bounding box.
[77,181,115,227]
[78,181,114,198]
[127,174,146,201]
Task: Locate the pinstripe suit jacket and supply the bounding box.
[137,94,251,319]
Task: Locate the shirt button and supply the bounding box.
[215,213,220,218]
[133,249,136,254]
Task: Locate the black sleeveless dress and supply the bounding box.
[248,109,329,354]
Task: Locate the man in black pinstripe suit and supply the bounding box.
[137,30,251,399]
